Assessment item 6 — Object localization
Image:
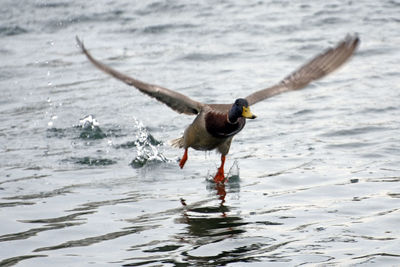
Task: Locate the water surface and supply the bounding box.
[1,0,399,266]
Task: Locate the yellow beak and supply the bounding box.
[242,106,256,119]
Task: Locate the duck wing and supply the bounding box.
[76,37,204,115]
[245,35,359,106]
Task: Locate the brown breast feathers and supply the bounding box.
[205,112,246,138]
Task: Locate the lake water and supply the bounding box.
[1,0,399,266]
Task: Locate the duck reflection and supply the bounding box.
[179,173,246,239]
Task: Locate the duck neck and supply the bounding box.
[227,109,240,124]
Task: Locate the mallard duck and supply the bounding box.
[76,35,359,183]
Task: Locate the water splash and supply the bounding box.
[129,118,167,168]
[227,160,240,179]
[79,115,99,128]
[77,115,106,140]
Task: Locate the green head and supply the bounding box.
[228,98,256,123]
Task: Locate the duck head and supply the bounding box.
[228,98,257,123]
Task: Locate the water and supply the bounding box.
[1,0,399,266]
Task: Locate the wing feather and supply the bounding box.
[76,37,203,115]
[245,35,359,106]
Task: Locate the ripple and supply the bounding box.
[361,106,397,114]
[68,195,142,212]
[143,244,182,253]
[142,23,197,34]
[1,0,399,265]
[46,127,70,139]
[0,255,47,266]
[43,12,126,32]
[0,201,35,208]
[77,126,106,140]
[18,211,94,224]
[65,156,117,166]
[0,25,28,36]
[321,126,389,137]
[32,59,73,68]
[325,141,376,149]
[185,239,294,265]
[33,226,147,252]
[0,174,49,185]
[0,222,84,242]
[366,176,400,183]
[4,187,71,201]
[34,2,70,8]
[180,52,237,62]
[352,252,400,260]
[5,102,48,116]
[136,2,188,15]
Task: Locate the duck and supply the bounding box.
[76,35,359,183]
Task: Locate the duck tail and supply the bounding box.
[169,137,184,148]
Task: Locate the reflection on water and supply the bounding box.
[183,176,244,238]
[1,0,400,265]
[121,176,251,266]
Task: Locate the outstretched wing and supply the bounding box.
[245,35,359,106]
[76,37,204,115]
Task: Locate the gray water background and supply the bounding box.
[1,0,399,266]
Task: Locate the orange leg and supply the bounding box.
[214,155,226,184]
[179,148,188,169]
[215,183,226,203]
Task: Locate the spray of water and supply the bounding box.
[130,118,168,168]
